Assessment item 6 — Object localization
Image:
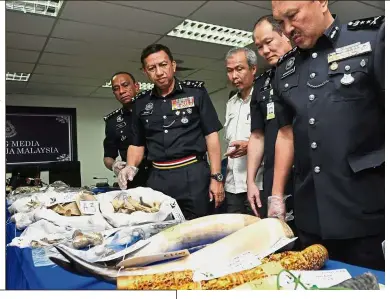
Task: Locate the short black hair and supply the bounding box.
[140,44,174,67]
[253,14,283,36]
[110,72,136,87]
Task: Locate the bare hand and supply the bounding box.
[225,140,248,159]
[247,182,262,217]
[209,180,225,208]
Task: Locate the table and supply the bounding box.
[5,201,385,290]
[6,242,385,290]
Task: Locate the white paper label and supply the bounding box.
[193,251,261,282]
[96,239,151,262]
[117,249,190,268]
[79,200,99,215]
[45,192,79,207]
[166,199,186,222]
[256,237,298,260]
[279,269,352,289]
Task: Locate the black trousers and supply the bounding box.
[146,160,213,220]
[225,192,254,215]
[297,228,385,271]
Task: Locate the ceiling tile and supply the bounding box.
[173,53,219,69]
[60,1,183,35]
[191,1,270,31]
[51,20,160,48]
[238,1,272,10]
[34,64,105,79]
[6,62,35,73]
[359,1,385,10]
[6,32,47,51]
[203,59,226,72]
[6,11,56,36]
[329,1,384,23]
[29,74,102,87]
[89,87,114,98]
[6,49,40,63]
[158,36,231,60]
[26,82,97,96]
[6,81,28,93]
[44,38,145,63]
[185,69,227,81]
[105,1,206,17]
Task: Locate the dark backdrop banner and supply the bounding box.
[6,106,78,171]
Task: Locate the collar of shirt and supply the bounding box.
[121,107,132,115]
[323,14,342,46]
[298,14,341,55]
[150,76,185,98]
[234,87,254,104]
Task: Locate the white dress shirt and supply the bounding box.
[224,88,263,194]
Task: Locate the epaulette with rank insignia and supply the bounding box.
[277,46,298,66]
[181,79,205,88]
[347,15,384,31]
[131,90,149,103]
[103,108,121,121]
[254,68,272,82]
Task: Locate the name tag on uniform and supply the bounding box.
[327,42,372,63]
[266,102,275,120]
[141,110,153,116]
[171,97,195,110]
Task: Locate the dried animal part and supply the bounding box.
[111,195,161,214]
[117,244,329,290]
[117,265,269,290]
[333,272,380,290]
[72,230,104,249]
[50,202,82,216]
[260,244,329,271]
[50,214,260,280]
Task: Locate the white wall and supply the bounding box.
[209,88,231,154]
[6,90,231,186]
[6,94,120,187]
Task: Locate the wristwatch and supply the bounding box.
[210,173,224,182]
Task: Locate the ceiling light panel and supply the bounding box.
[6,72,31,82]
[6,1,64,17]
[102,81,154,91]
[167,19,253,47]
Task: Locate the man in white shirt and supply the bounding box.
[224,47,263,214]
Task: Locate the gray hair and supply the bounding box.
[225,47,257,68]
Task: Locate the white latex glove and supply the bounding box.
[112,161,126,176]
[268,195,291,221]
[118,166,139,190]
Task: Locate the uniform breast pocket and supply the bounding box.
[280,74,300,99]
[328,56,369,102]
[140,114,160,135]
[172,108,198,128]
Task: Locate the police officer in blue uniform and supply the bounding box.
[248,15,295,220]
[118,44,225,220]
[103,72,149,188]
[271,1,384,270]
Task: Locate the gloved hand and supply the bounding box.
[118,166,139,190]
[112,161,126,176]
[267,195,291,221]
